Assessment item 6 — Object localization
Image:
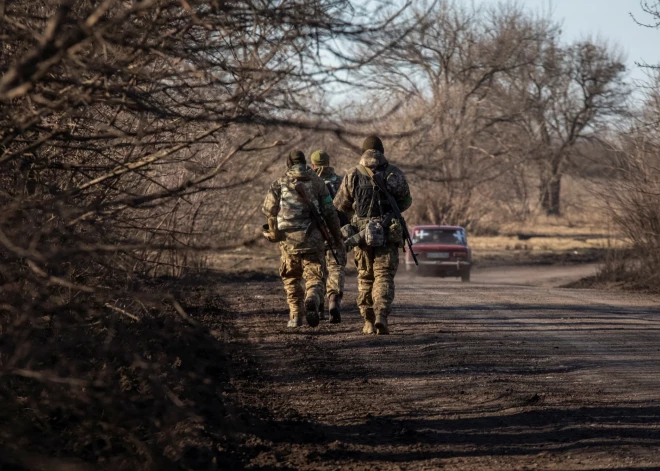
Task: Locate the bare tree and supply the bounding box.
[354,1,558,227]
[0,1,416,466]
[513,38,628,215]
[348,1,628,226]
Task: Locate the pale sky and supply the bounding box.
[478,0,659,85]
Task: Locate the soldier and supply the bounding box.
[310,150,348,323]
[334,136,412,335]
[262,150,346,328]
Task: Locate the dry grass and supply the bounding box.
[210,245,281,275]
[471,215,629,264]
[470,234,627,258]
[470,177,631,262]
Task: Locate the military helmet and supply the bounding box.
[311,150,330,166]
[362,135,384,154]
[287,149,306,167]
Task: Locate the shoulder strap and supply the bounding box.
[357,164,370,177]
[358,164,394,180]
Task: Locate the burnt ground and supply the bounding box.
[218,264,660,470]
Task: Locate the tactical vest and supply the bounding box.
[354,165,394,219]
[277,178,319,231]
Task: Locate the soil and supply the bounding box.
[217,264,660,470]
[5,264,660,470]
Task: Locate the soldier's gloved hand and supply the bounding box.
[335,242,347,266]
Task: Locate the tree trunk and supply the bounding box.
[540,175,561,216]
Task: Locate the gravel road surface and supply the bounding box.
[221,264,660,470]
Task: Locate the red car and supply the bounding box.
[405,225,472,282]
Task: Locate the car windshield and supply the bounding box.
[412,228,466,246]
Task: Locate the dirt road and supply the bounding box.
[221,265,660,470]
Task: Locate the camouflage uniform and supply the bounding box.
[263,163,343,327]
[334,149,412,334]
[315,166,347,303]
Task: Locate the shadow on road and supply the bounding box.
[231,402,660,465]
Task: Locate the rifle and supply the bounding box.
[368,170,419,266]
[293,182,340,264]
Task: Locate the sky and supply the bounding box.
[478,0,659,85]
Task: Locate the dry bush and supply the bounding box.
[0,1,415,467]
[592,51,660,287]
[604,135,660,289]
[589,3,660,289]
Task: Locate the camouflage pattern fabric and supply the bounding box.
[324,248,345,298]
[262,163,342,255]
[334,150,412,323]
[263,163,343,318]
[316,166,346,299]
[280,248,326,320]
[353,244,399,319]
[334,150,412,225]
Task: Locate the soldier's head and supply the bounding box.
[310,150,330,169]
[287,149,306,168]
[362,135,384,154]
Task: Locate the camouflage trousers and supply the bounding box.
[279,247,326,320]
[324,247,345,299]
[353,243,399,319]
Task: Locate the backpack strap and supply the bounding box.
[357,164,394,180]
[357,165,377,218]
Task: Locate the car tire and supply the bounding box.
[461,269,470,283]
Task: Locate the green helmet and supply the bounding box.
[311,150,330,166]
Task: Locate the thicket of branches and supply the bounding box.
[600,73,660,288]
[345,1,628,228]
[586,1,660,289]
[0,0,416,467]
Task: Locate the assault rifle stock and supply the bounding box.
[293,183,340,264]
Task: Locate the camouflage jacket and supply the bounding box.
[263,164,342,254]
[334,150,412,228]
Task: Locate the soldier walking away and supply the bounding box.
[262,150,346,328]
[310,150,348,324]
[334,136,412,335]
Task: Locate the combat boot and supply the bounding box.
[374,314,389,335]
[328,294,341,324]
[287,312,302,328]
[304,296,320,328]
[362,309,375,335]
[318,300,326,320]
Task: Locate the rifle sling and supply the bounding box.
[290,181,329,239]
